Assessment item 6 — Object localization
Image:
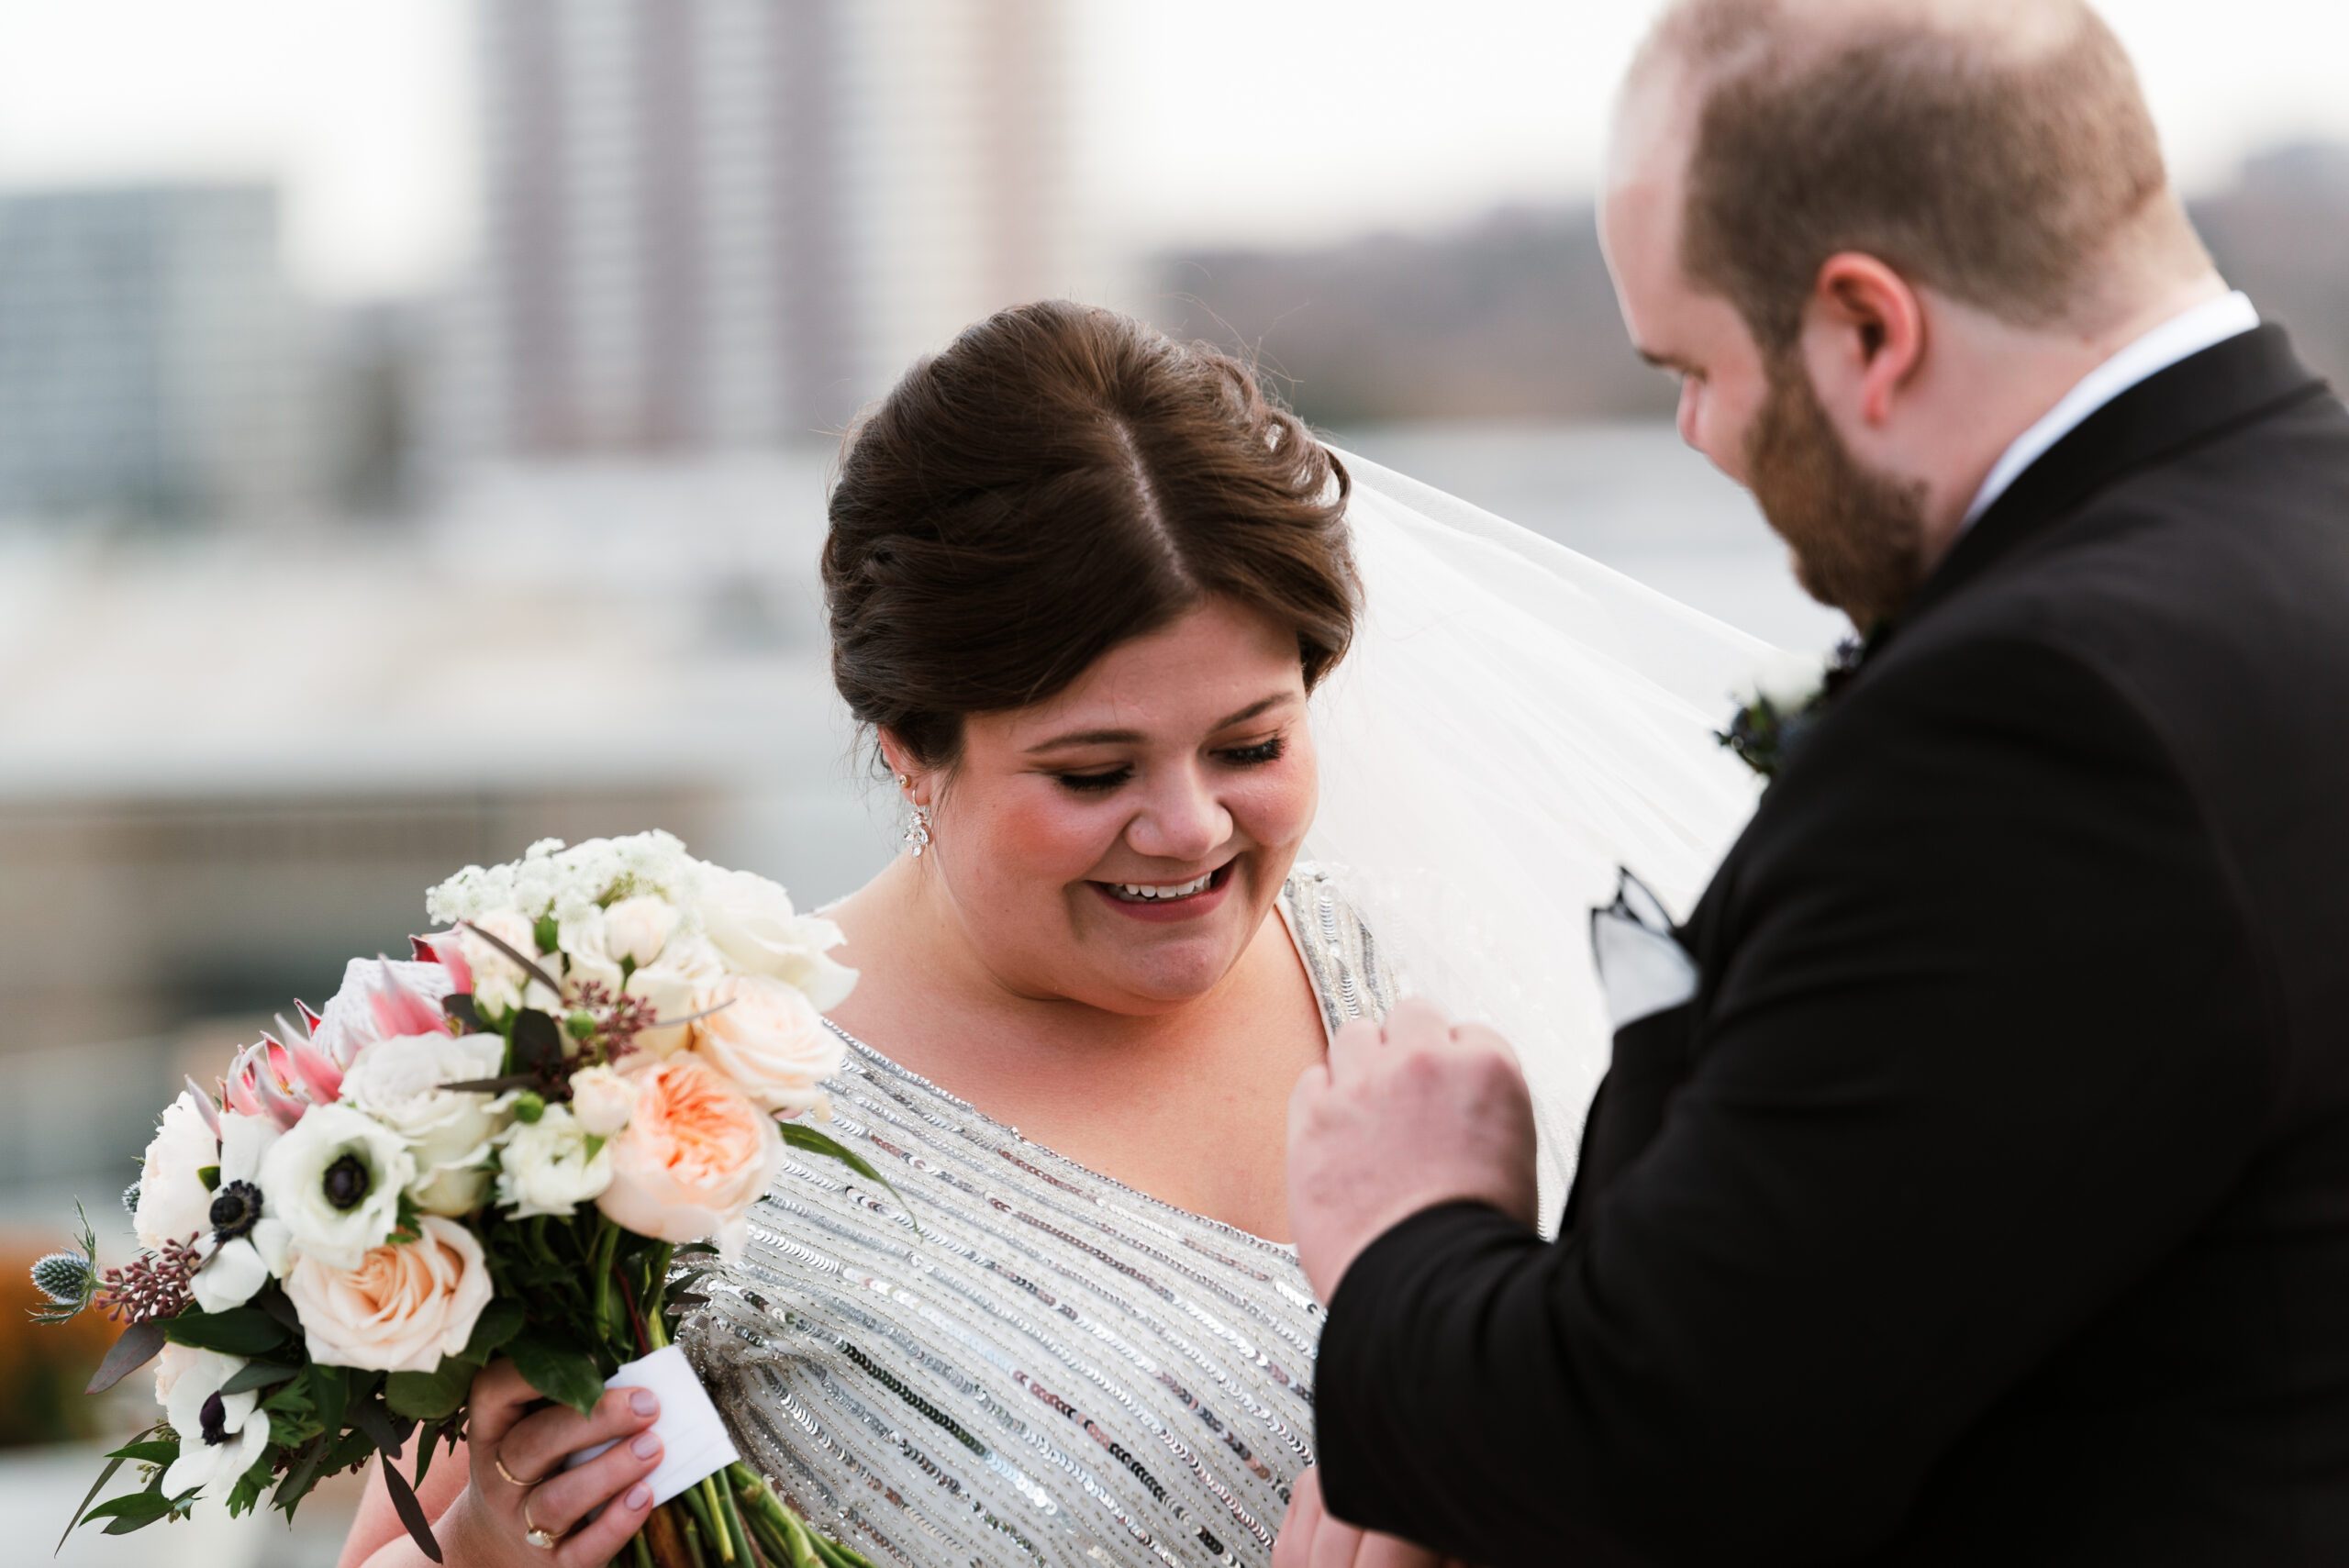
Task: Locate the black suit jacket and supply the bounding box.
[1315,326,2349,1565]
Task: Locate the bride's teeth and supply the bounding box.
[1112,872,1214,901]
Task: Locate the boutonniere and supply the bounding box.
[1719,638,1864,782]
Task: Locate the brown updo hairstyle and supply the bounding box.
[823,300,1359,771]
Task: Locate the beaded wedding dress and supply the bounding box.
[684,864,1395,1568]
[684,452,1782,1566]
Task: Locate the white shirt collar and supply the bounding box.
[1960,290,2261,528]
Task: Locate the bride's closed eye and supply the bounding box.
[1050,735,1288,795]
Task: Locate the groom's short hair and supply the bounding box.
[1638,0,2187,353]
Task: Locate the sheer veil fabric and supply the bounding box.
[1307,451,1797,1227]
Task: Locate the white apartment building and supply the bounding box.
[0,185,311,524]
[460,0,1074,456]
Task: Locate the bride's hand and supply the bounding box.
[1273,1466,1461,1568]
[438,1359,665,1566]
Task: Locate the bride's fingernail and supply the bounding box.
[627,1484,652,1511]
[630,1433,661,1459]
[629,1389,658,1417]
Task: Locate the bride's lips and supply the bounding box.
[1088,861,1237,923]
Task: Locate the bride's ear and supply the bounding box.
[876,730,934,807]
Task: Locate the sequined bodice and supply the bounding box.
[683,866,1396,1567]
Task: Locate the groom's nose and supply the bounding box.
[1124,766,1232,863]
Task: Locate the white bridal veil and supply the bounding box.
[1306,451,1793,1228]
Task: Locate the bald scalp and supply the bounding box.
[1632,0,2196,353]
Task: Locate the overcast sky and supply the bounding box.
[0,0,2340,299]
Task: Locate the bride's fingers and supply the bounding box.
[463,1358,551,1455]
[554,1477,658,1568]
[496,1385,661,1497]
[522,1423,662,1538]
[1271,1467,1326,1568]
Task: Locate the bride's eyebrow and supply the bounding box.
[1022,695,1293,755]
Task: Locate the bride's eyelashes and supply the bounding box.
[1054,766,1131,795]
[1047,735,1288,796]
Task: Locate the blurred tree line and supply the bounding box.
[1155,141,2349,428]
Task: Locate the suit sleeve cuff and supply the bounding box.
[1316,1199,1542,1529]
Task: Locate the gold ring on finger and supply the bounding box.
[522,1495,563,1551]
[495,1449,547,1488]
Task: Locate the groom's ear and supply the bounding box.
[1802,251,1928,429]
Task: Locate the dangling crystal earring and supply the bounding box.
[896,773,932,858]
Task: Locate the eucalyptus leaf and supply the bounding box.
[508,1329,606,1418]
[163,1306,289,1357]
[85,1318,169,1395]
[460,1296,527,1365]
[221,1361,301,1396]
[781,1124,911,1212]
[385,1359,472,1422]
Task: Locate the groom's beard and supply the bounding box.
[1743,353,1930,632]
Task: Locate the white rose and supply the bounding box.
[134,1092,219,1251]
[696,869,858,1010]
[567,1065,638,1136]
[338,1033,510,1216]
[623,934,729,1058]
[257,1105,416,1270]
[461,907,554,1017]
[495,1105,614,1218]
[555,907,625,1006]
[161,1348,272,1496]
[282,1215,493,1373]
[689,973,846,1115]
[603,895,681,968]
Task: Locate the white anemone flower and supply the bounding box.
[190,1113,293,1314]
[257,1105,415,1271]
[161,1349,272,1498]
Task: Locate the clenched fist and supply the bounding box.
[1286,996,1542,1302]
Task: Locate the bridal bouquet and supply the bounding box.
[32,832,880,1567]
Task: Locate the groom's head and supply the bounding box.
[1600,0,2218,629]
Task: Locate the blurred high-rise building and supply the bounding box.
[459,0,1073,458]
[0,184,312,525]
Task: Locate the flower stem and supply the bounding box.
[698,1473,739,1563]
[591,1219,622,1350]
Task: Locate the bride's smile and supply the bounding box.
[835,594,1320,1018]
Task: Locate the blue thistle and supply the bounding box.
[28,1202,101,1325]
[121,1180,140,1222]
[31,1251,91,1307]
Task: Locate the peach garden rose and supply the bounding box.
[282,1215,494,1373]
[596,1055,784,1262]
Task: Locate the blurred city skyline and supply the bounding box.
[0,0,2340,303]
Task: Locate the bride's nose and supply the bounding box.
[1123,766,1232,863]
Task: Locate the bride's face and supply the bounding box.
[909,597,1318,1014]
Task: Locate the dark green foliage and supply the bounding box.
[162,1305,290,1357]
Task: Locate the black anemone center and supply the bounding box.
[208,1180,262,1242]
[199,1390,230,1445]
[321,1153,372,1212]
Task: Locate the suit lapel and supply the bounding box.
[1561,327,2328,1234]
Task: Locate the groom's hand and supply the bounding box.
[1287,996,1541,1302]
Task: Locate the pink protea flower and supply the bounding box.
[223,1039,309,1129]
[307,957,459,1070]
[409,931,475,996]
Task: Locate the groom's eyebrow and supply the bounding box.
[1023,695,1293,753]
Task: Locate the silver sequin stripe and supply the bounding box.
[686,866,1397,1568]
